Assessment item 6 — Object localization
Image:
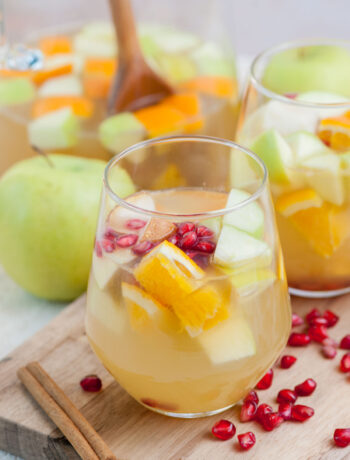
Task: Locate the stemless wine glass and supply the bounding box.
[237,39,350,298]
[85,135,291,418]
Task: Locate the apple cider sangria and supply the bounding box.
[86,136,291,417]
[238,40,350,297]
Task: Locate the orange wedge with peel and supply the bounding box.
[39,36,72,56]
[318,113,350,151]
[32,96,93,118]
[275,189,323,217]
[180,76,237,99]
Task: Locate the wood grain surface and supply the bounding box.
[0,294,350,460]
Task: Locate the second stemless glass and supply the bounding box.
[85,136,291,418]
[237,40,350,298]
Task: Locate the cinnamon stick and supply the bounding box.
[18,362,116,460]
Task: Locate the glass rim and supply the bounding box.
[104,135,268,219]
[250,38,350,109]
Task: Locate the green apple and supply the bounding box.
[223,189,264,238]
[0,78,36,106]
[73,22,117,58]
[262,45,350,97]
[0,154,135,300]
[28,107,79,150]
[219,267,276,297]
[38,75,83,97]
[155,53,197,84]
[287,131,330,163]
[303,153,344,205]
[139,25,200,54]
[191,41,236,77]
[45,53,84,75]
[250,129,295,183]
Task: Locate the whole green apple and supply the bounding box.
[0,154,135,301]
[262,45,350,97]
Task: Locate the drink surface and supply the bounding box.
[86,188,291,415]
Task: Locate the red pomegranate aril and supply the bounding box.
[132,241,154,256]
[322,337,338,348]
[80,375,102,392]
[261,412,284,431]
[179,231,198,249]
[291,405,314,422]
[104,228,119,241]
[196,225,214,238]
[294,378,317,396]
[323,310,339,328]
[340,353,350,373]
[309,317,328,327]
[306,308,321,324]
[126,218,147,230]
[278,402,293,421]
[211,419,236,440]
[308,325,328,343]
[101,238,116,253]
[95,241,102,258]
[280,355,297,369]
[116,233,138,248]
[238,432,256,450]
[277,389,297,404]
[243,390,259,405]
[340,334,350,350]
[195,240,216,253]
[334,428,350,448]
[240,401,257,422]
[322,345,337,359]
[288,332,311,347]
[292,313,304,327]
[256,403,273,422]
[256,369,273,390]
[177,222,195,236]
[168,233,180,245]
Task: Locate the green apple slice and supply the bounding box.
[28,107,79,150]
[250,129,295,183]
[0,78,35,106]
[45,53,84,75]
[155,53,196,84]
[108,193,155,233]
[196,309,256,364]
[223,189,264,238]
[220,267,276,297]
[99,113,147,157]
[38,75,83,97]
[92,252,119,290]
[214,225,272,268]
[303,153,344,205]
[139,25,200,54]
[191,41,236,78]
[73,22,117,58]
[287,131,330,164]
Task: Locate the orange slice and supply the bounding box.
[163,92,203,132]
[0,64,73,86]
[275,189,323,217]
[318,113,350,151]
[134,241,229,336]
[134,104,187,137]
[83,58,117,99]
[32,96,93,118]
[39,36,72,56]
[180,76,237,99]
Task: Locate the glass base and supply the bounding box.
[139,400,235,418]
[289,286,350,299]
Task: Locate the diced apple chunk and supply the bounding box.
[92,252,119,290]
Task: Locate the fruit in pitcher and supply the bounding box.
[38,75,83,97]
[318,113,350,151]
[192,42,236,78]
[287,131,329,163]
[276,189,323,217]
[0,78,36,106]
[32,96,93,118]
[220,267,276,296]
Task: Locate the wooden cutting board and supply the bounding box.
[0,293,350,460]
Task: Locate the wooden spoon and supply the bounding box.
[108,0,174,114]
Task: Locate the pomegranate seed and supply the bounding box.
[295,378,317,396]
[278,402,293,420]
[291,405,314,422]
[261,412,284,431]
[238,432,256,450]
[179,231,198,249]
[195,240,216,253]
[243,390,259,405]
[240,401,257,422]
[196,225,214,238]
[95,241,102,258]
[168,234,180,245]
[292,313,304,327]
[104,228,119,241]
[126,218,147,230]
[308,325,328,343]
[101,238,116,253]
[288,332,311,347]
[177,222,195,236]
[280,355,297,369]
[211,419,236,440]
[277,389,297,404]
[322,345,337,359]
[185,251,210,269]
[116,233,138,248]
[309,317,328,327]
[334,428,350,448]
[132,241,154,256]
[306,308,321,324]
[323,310,339,328]
[340,335,350,350]
[80,375,102,392]
[256,369,273,390]
[340,353,350,373]
[322,337,338,348]
[256,403,273,422]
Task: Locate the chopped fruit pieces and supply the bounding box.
[278,402,292,420]
[240,401,257,422]
[83,58,117,98]
[277,389,297,404]
[134,104,188,137]
[38,75,83,97]
[288,332,311,347]
[292,313,304,327]
[276,189,323,217]
[0,78,35,106]
[181,76,237,98]
[92,252,119,290]
[212,419,236,440]
[340,334,350,349]
[32,96,93,118]
[340,353,350,373]
[260,412,284,431]
[132,241,155,256]
[31,64,73,86]
[287,130,330,163]
[256,369,273,390]
[39,36,72,56]
[141,219,176,244]
[163,92,203,132]
[108,193,155,233]
[256,403,273,422]
[318,114,350,151]
[237,432,256,450]
[219,267,276,297]
[308,325,328,343]
[244,390,259,405]
[334,428,350,448]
